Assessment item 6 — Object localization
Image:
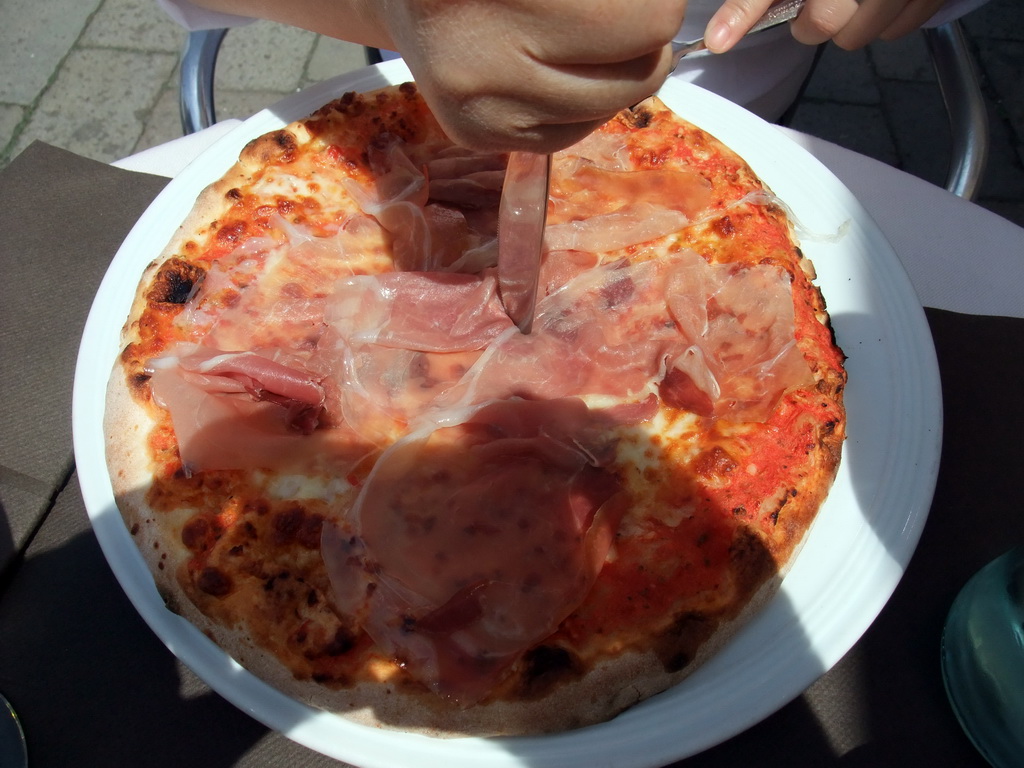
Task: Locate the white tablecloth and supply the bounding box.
[778,127,1023,320]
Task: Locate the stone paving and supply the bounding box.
[1,0,1021,227]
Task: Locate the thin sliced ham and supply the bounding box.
[366,138,430,207]
[425,147,508,180]
[663,251,815,421]
[189,349,325,413]
[322,398,629,704]
[559,131,632,171]
[177,214,388,350]
[309,271,512,443]
[544,140,712,255]
[147,346,373,474]
[543,203,690,253]
[427,171,504,209]
[343,139,504,272]
[439,257,684,408]
[550,164,713,221]
[315,333,483,445]
[538,249,600,295]
[328,272,513,353]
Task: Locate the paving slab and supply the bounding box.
[961,0,1024,40]
[214,21,318,92]
[869,32,936,82]
[214,88,299,124]
[803,44,881,105]
[11,47,177,163]
[976,39,1024,138]
[0,105,24,153]
[788,101,900,167]
[973,102,1024,200]
[134,82,185,154]
[0,0,103,105]
[879,80,950,186]
[304,37,371,85]
[81,0,183,53]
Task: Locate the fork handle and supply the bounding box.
[669,0,805,71]
[747,0,806,35]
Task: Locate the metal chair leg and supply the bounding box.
[924,21,989,200]
[179,28,229,135]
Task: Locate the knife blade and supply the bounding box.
[497,150,551,334]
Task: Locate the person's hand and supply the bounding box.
[377,0,689,152]
[703,0,946,52]
[189,0,689,152]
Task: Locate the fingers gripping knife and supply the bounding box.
[496,0,806,333]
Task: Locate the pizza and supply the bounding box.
[104,81,846,737]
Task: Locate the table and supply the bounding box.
[1,119,1022,767]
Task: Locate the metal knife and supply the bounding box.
[497,150,551,334]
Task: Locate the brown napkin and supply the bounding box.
[0,142,168,580]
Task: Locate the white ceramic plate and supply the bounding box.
[72,59,942,768]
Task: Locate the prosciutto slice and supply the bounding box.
[550,164,713,220]
[311,271,514,442]
[542,144,714,255]
[147,346,373,474]
[328,272,513,353]
[322,398,628,703]
[343,138,505,272]
[543,203,690,253]
[662,251,815,421]
[440,257,684,408]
